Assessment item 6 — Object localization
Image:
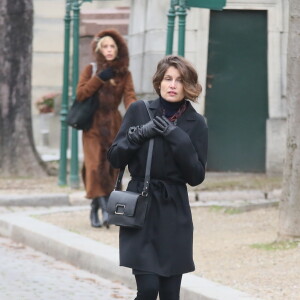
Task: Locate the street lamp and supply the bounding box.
[58,0,92,188]
[58,0,73,186]
[69,0,83,188]
[166,0,226,57]
[177,0,187,56]
[166,0,178,55]
[165,0,187,57]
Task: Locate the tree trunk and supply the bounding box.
[278,0,300,239]
[0,0,48,176]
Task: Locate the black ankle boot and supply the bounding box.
[99,196,110,229]
[90,198,102,228]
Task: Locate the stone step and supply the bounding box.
[80,20,129,36]
[80,7,130,36]
[81,7,130,20]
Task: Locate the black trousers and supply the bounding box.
[134,273,182,300]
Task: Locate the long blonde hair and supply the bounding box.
[95,36,118,85]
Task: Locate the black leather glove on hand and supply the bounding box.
[153,116,176,136]
[127,120,157,144]
[98,67,114,81]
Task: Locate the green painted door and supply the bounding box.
[205,10,268,172]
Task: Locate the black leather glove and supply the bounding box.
[127,120,157,144]
[153,116,176,136]
[98,67,114,81]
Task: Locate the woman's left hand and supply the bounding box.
[153,116,176,136]
[98,67,115,81]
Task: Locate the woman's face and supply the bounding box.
[160,66,185,102]
[100,37,117,61]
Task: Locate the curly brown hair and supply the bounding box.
[152,55,202,102]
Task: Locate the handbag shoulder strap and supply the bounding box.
[90,62,97,76]
[114,100,154,196]
[141,101,154,196]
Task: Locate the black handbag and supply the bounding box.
[66,62,98,131]
[107,100,154,229]
[66,94,98,130]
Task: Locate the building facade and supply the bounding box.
[31,0,288,174]
[32,0,131,152]
[128,0,288,174]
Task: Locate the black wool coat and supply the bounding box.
[107,99,208,277]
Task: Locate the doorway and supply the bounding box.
[205,10,268,172]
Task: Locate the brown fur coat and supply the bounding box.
[77,29,136,199]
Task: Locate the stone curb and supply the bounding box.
[190,199,279,212]
[0,194,69,206]
[0,207,261,300]
[0,189,280,211]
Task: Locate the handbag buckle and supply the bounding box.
[141,191,148,197]
[115,204,125,215]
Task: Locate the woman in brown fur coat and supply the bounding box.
[76,29,136,228]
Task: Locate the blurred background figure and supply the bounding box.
[76,29,136,228]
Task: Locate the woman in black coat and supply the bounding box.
[107,55,208,300]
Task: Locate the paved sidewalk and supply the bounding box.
[0,188,280,210]
[0,171,280,300]
[0,236,135,300]
[0,208,262,300]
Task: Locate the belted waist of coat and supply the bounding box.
[130,177,186,202]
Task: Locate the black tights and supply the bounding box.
[134,274,182,300]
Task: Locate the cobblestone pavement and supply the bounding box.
[0,236,136,300]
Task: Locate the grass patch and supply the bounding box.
[195,173,282,192]
[209,206,242,214]
[250,241,300,251]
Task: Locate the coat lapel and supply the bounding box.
[148,98,161,116]
[177,101,198,125]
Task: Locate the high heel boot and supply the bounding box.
[99,196,110,229]
[90,198,102,228]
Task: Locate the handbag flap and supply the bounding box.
[107,190,140,217]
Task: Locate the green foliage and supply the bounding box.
[35,92,60,113]
[209,205,242,214]
[250,241,300,251]
[194,173,282,192]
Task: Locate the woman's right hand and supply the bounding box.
[127,120,157,144]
